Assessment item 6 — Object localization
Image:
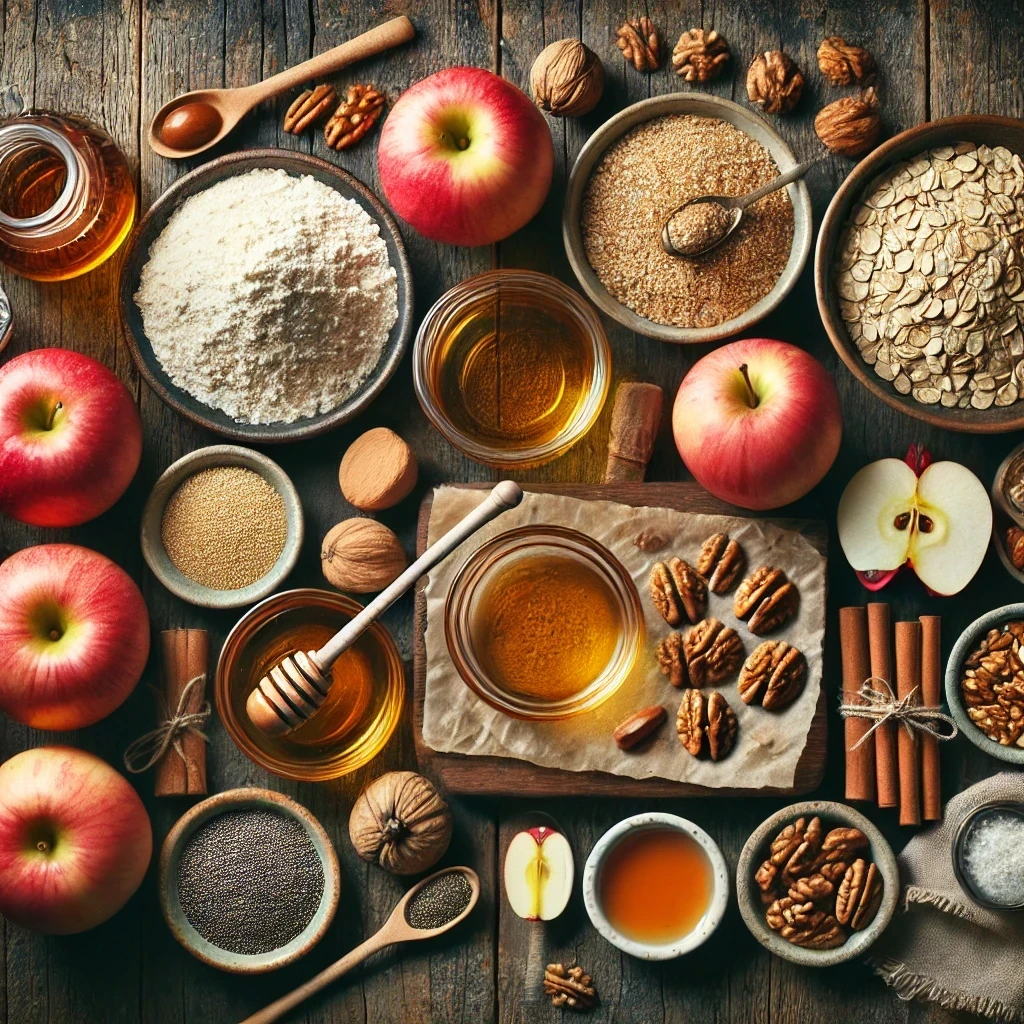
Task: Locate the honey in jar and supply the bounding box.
[598,828,713,944]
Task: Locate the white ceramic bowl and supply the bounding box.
[582,812,729,960]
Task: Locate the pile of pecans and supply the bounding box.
[960,620,1024,747]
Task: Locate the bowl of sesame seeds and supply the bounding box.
[563,93,812,343]
[141,444,304,609]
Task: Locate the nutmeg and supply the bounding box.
[815,88,882,157]
[321,518,407,593]
[339,427,418,512]
[746,50,804,114]
[530,38,604,117]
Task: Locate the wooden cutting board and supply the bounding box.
[413,482,828,798]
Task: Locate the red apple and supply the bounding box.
[377,67,554,247]
[0,544,150,730]
[0,747,152,934]
[673,338,842,510]
[0,348,143,527]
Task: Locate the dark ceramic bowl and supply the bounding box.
[119,149,413,443]
[816,115,1024,434]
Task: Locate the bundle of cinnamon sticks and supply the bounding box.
[839,603,942,825]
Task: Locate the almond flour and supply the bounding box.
[135,168,398,425]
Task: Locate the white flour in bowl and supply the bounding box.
[135,167,399,425]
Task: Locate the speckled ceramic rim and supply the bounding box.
[951,800,1024,911]
[140,444,303,609]
[736,800,899,967]
[945,603,1024,765]
[582,813,730,960]
[158,788,341,974]
[562,93,813,344]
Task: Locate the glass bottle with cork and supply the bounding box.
[0,85,135,281]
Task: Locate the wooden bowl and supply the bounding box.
[989,442,1024,584]
[158,788,341,974]
[815,115,1024,433]
[736,801,899,967]
[562,93,813,343]
[119,149,413,443]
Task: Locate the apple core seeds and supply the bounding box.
[581,115,794,328]
[161,466,287,590]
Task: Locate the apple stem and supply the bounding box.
[738,364,759,409]
[45,401,62,431]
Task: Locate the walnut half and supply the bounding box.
[746,50,804,114]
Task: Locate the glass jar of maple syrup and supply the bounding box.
[216,589,405,781]
[0,100,135,281]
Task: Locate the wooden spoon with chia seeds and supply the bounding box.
[240,867,480,1024]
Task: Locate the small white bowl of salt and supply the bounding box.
[952,802,1024,912]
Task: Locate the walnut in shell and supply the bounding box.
[817,36,875,85]
[530,38,604,117]
[814,88,881,157]
[746,50,804,114]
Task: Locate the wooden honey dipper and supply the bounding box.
[246,481,523,736]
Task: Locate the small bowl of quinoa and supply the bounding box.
[564,94,812,343]
[141,444,303,609]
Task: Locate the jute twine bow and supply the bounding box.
[838,676,959,749]
[123,675,211,774]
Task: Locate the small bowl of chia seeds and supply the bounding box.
[159,788,340,973]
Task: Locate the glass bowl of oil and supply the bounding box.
[413,270,611,469]
[445,525,643,720]
[216,589,404,781]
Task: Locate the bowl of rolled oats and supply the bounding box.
[817,115,1024,432]
[946,603,1024,764]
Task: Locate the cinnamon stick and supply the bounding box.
[156,629,209,797]
[603,382,663,482]
[839,606,875,802]
[894,620,922,827]
[867,602,899,809]
[919,615,942,821]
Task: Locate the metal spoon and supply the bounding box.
[0,281,11,354]
[661,157,818,258]
[240,867,480,1024]
[148,16,414,159]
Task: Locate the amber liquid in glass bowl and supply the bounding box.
[217,590,404,781]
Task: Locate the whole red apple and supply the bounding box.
[672,338,842,510]
[0,747,152,934]
[0,544,150,729]
[377,67,554,247]
[0,348,142,527]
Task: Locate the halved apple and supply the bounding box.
[503,826,574,921]
[837,454,991,596]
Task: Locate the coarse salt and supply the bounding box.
[962,810,1024,906]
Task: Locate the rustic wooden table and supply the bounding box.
[1,1,1020,1021]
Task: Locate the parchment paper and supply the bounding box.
[422,488,826,790]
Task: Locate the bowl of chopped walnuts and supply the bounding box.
[945,603,1024,764]
[736,801,899,966]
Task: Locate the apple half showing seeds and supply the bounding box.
[503,825,574,921]
[837,446,992,596]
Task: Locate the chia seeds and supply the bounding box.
[177,808,325,955]
[405,871,474,930]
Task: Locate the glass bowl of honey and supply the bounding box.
[413,270,611,469]
[216,589,404,781]
[444,525,643,720]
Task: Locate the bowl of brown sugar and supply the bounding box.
[141,444,303,609]
[563,94,812,343]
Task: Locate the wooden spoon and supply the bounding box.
[148,15,415,158]
[239,867,480,1024]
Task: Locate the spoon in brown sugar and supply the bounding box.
[246,481,524,737]
[148,15,415,158]
[239,867,480,1024]
[661,157,818,258]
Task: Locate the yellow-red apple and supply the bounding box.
[0,348,142,527]
[503,825,574,921]
[673,339,842,510]
[377,67,554,247]
[0,747,152,934]
[0,544,150,729]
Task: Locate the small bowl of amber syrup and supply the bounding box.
[445,525,643,720]
[413,270,611,469]
[217,589,404,781]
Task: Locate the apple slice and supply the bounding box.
[503,826,574,921]
[837,456,991,596]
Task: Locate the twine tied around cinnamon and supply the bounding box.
[123,675,211,774]
[839,676,959,749]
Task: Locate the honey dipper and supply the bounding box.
[246,481,523,736]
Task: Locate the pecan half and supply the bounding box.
[685,618,744,687]
[755,859,779,899]
[676,689,706,757]
[614,705,666,751]
[649,558,707,626]
[655,632,688,687]
[734,566,786,617]
[705,691,738,761]
[818,827,869,865]
[836,859,883,931]
[788,872,835,905]
[770,817,808,868]
[284,84,337,134]
[739,640,808,710]
[734,567,799,634]
[696,533,746,594]
[325,84,385,150]
[781,816,823,884]
[616,16,661,72]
